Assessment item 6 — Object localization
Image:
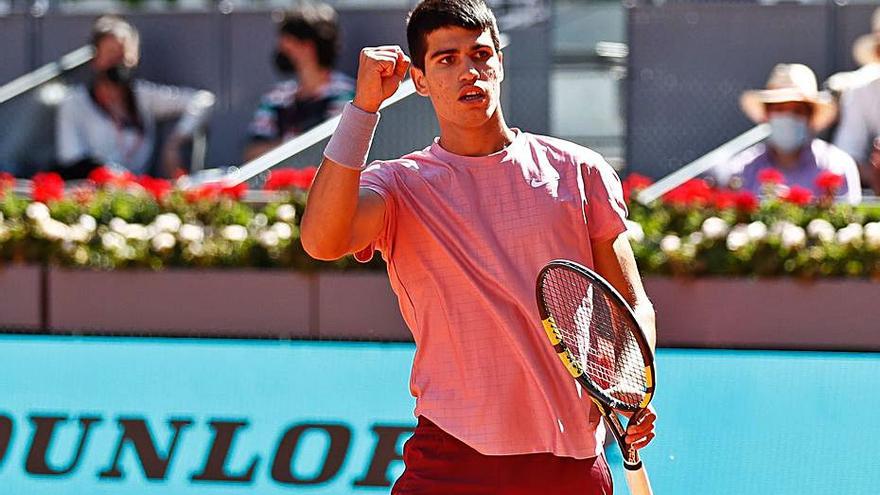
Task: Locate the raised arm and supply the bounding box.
[300,45,410,260]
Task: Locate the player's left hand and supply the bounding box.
[624,405,656,450]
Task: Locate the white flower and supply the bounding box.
[688,231,704,246]
[72,247,88,265]
[807,219,835,243]
[258,230,279,248]
[221,225,248,242]
[864,222,880,248]
[771,220,794,236]
[109,217,128,234]
[0,223,8,241]
[836,223,864,246]
[37,218,69,242]
[701,217,729,240]
[271,222,293,240]
[101,232,127,252]
[152,213,181,233]
[151,232,176,252]
[67,225,91,243]
[625,220,645,243]
[179,224,205,243]
[25,202,50,222]
[276,204,296,223]
[186,241,204,257]
[660,235,681,254]
[0,211,4,223]
[78,214,97,233]
[122,223,150,241]
[251,213,268,229]
[781,224,806,249]
[726,225,750,251]
[746,221,768,242]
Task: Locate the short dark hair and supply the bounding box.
[407,0,501,71]
[279,3,341,69]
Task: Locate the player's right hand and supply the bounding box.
[352,45,411,114]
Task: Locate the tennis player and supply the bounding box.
[301,1,656,492]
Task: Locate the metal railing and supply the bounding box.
[0,45,93,106]
[636,124,771,204]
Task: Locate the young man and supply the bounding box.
[244,3,355,161]
[301,1,656,492]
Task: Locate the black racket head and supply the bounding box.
[536,259,655,412]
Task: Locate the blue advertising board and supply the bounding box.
[1,336,878,494]
[0,337,416,494]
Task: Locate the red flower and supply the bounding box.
[814,171,844,195]
[72,187,95,205]
[757,168,785,185]
[221,182,248,200]
[87,166,115,186]
[733,191,759,213]
[664,179,713,207]
[781,186,813,206]
[183,181,246,203]
[0,172,14,191]
[138,176,172,201]
[31,172,65,203]
[712,189,736,210]
[185,183,221,203]
[622,173,653,203]
[265,166,318,191]
[87,166,136,188]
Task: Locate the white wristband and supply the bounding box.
[323,102,380,171]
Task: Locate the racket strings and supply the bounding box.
[541,267,648,409]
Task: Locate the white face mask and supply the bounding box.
[767,113,810,153]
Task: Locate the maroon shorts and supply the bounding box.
[392,416,613,495]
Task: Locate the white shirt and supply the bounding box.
[834,70,880,164]
[56,80,215,175]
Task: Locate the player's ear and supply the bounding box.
[497,50,504,83]
[411,65,430,97]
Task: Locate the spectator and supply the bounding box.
[832,8,880,194]
[55,15,215,179]
[243,3,355,162]
[718,64,861,204]
[826,8,880,96]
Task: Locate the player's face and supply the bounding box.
[412,27,504,129]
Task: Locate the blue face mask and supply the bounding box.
[767,113,810,154]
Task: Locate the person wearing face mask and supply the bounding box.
[55,15,216,179]
[719,64,861,204]
[243,3,355,162]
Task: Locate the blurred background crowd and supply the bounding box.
[4,0,880,203]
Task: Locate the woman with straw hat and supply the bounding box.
[723,63,861,204]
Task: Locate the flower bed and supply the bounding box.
[624,171,880,278]
[0,168,382,272]
[2,168,880,279]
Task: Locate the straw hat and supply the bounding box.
[853,8,880,66]
[740,63,837,132]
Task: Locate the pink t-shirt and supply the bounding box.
[357,130,628,458]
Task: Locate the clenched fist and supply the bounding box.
[352,45,411,114]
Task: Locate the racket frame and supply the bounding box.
[536,259,656,470]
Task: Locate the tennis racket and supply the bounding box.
[536,259,656,495]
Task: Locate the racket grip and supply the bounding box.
[623,465,654,495]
